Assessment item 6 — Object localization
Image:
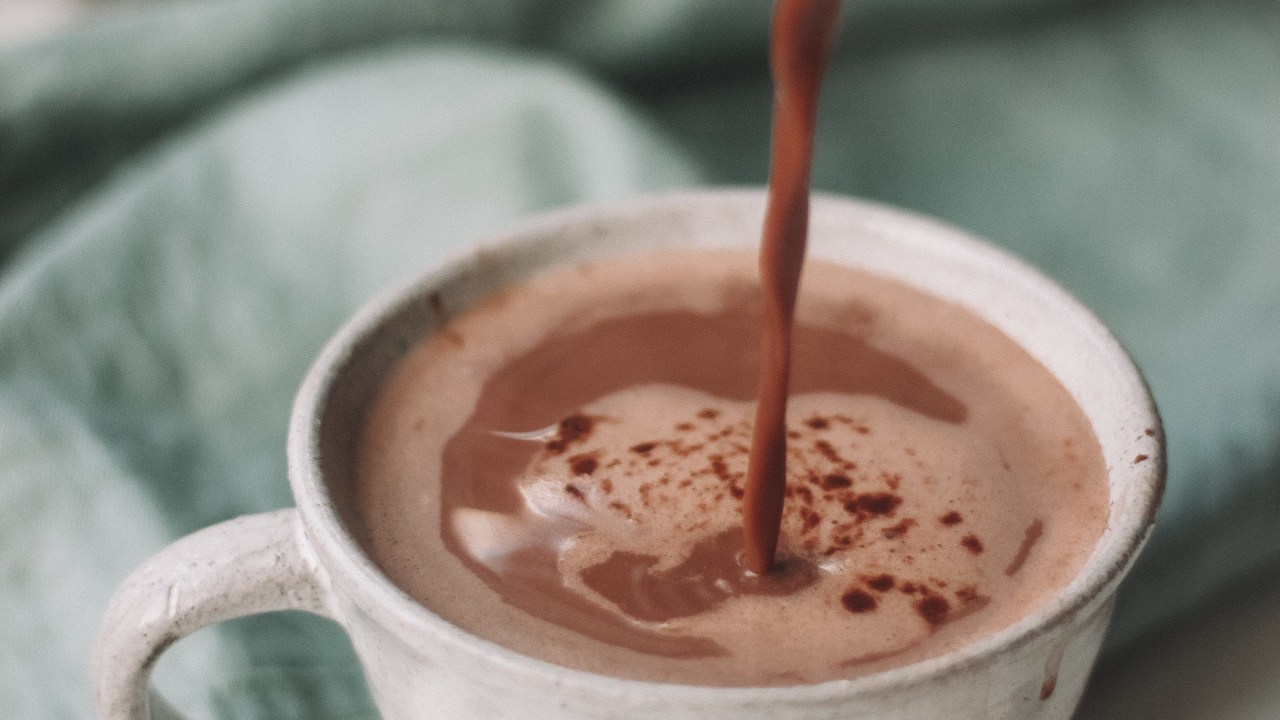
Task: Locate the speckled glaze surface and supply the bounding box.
[93,190,1164,719]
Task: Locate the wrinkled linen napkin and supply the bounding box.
[1,0,1277,717]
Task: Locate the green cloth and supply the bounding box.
[1,0,1276,717]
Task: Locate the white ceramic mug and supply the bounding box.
[93,189,1164,719]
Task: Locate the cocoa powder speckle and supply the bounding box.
[546,414,594,454]
[961,535,985,554]
[882,518,916,539]
[850,492,901,517]
[820,474,852,490]
[569,455,599,475]
[814,439,843,464]
[866,574,896,592]
[841,589,878,613]
[915,593,950,626]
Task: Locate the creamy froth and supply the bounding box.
[355,248,1108,686]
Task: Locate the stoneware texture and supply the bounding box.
[92,189,1165,719]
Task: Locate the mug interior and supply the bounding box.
[288,189,1164,698]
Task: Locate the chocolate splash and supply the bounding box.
[580,528,819,623]
[440,305,964,656]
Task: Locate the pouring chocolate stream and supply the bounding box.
[743,0,843,574]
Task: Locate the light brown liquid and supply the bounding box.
[355,249,1109,686]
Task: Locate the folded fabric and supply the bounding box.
[0,41,694,718]
[1,0,1276,718]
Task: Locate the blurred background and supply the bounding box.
[1,0,1277,718]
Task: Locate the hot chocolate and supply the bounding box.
[354,248,1109,686]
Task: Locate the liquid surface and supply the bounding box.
[355,249,1110,686]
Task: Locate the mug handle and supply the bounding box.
[92,509,335,719]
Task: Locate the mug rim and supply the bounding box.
[286,188,1165,702]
